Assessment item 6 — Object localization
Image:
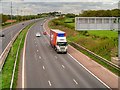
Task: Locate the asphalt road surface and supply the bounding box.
[0,19,39,56]
[24,20,109,88]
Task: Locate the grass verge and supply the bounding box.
[1,22,34,89]
[49,18,118,60]
[49,18,119,76]
[69,41,120,76]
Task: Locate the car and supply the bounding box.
[41,24,43,26]
[43,31,47,35]
[22,23,24,25]
[36,32,41,37]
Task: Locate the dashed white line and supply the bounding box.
[55,56,57,59]
[73,79,78,85]
[62,65,65,69]
[37,50,39,52]
[68,53,110,89]
[43,66,45,70]
[48,80,52,86]
[39,56,41,59]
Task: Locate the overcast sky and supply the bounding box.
[0,0,120,15]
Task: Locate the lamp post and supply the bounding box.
[118,1,120,60]
[10,1,14,56]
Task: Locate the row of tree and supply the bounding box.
[64,9,120,18]
[0,11,61,24]
[1,9,120,24]
[0,14,46,24]
[79,9,120,17]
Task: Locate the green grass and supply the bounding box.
[55,17,118,38]
[64,18,74,23]
[1,23,34,89]
[49,17,119,76]
[2,21,19,29]
[49,17,118,59]
[88,30,118,38]
[69,42,120,76]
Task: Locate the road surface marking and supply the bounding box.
[34,39,35,41]
[73,79,78,85]
[39,56,41,59]
[55,56,57,59]
[37,50,39,52]
[43,66,45,70]
[62,65,65,69]
[35,42,36,43]
[48,80,52,86]
[36,45,37,47]
[43,20,110,89]
[68,53,110,89]
[22,22,35,88]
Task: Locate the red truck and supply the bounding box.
[50,29,68,53]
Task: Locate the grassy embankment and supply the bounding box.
[1,23,34,89]
[1,21,24,29]
[49,17,119,76]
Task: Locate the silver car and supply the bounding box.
[36,32,41,37]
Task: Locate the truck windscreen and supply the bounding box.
[57,42,67,46]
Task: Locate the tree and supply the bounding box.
[2,14,9,23]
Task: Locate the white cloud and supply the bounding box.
[0,2,119,15]
[1,0,120,3]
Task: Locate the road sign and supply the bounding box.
[75,17,120,31]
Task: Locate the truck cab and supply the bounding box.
[56,37,67,53]
[50,29,68,54]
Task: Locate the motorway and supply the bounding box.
[0,19,39,56]
[24,19,108,88]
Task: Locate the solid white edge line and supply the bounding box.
[43,19,111,89]
[22,24,34,88]
[67,53,111,89]
[73,79,78,85]
[0,26,26,68]
[48,80,52,86]
[10,35,23,89]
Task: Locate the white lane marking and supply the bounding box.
[37,50,39,52]
[55,56,57,59]
[22,35,26,88]
[22,22,35,88]
[67,53,111,89]
[43,20,110,88]
[73,79,78,85]
[39,56,41,59]
[62,65,65,69]
[48,80,52,86]
[43,66,45,70]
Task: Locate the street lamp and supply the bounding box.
[10,1,14,56]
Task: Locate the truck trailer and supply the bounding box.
[50,29,68,54]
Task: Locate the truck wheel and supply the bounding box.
[64,51,67,54]
[55,47,57,51]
